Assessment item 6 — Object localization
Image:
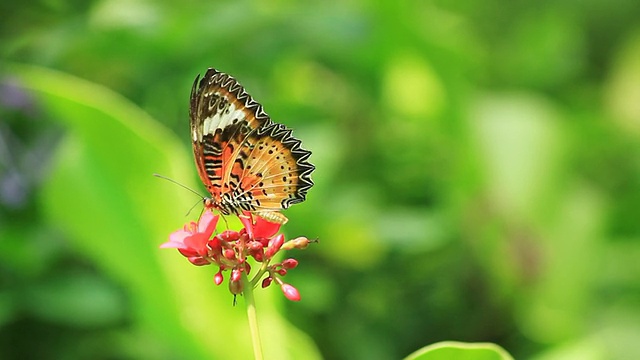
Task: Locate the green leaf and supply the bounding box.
[24,272,126,327]
[405,341,514,360]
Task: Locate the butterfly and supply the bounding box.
[189,68,314,224]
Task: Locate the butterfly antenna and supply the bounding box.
[153,173,205,199]
[185,199,203,217]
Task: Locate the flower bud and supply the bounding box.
[252,251,264,262]
[223,249,236,260]
[231,268,242,282]
[281,258,298,269]
[217,230,240,242]
[248,241,263,252]
[265,234,285,259]
[280,283,301,301]
[262,277,273,288]
[282,236,310,251]
[277,268,287,276]
[213,271,224,285]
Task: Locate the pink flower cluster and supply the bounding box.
[161,210,310,301]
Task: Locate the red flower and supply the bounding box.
[239,211,281,241]
[160,210,219,265]
[161,210,311,301]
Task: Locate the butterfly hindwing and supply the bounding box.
[234,122,314,211]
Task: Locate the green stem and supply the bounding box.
[242,272,264,360]
[250,262,270,287]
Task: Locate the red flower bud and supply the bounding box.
[280,283,301,301]
[281,258,298,269]
[265,234,285,259]
[231,268,242,282]
[213,271,224,285]
[248,241,263,252]
[277,268,287,276]
[253,251,264,262]
[262,277,273,288]
[217,230,240,242]
[223,249,236,260]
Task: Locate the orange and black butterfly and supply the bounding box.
[189,68,314,224]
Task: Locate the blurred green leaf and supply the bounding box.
[24,272,125,327]
[405,341,514,360]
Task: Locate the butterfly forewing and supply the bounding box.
[189,68,314,220]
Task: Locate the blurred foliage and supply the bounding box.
[1,0,640,359]
[406,341,513,360]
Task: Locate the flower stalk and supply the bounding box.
[242,271,264,360]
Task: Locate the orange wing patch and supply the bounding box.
[238,136,301,209]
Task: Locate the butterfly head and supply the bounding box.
[203,196,230,215]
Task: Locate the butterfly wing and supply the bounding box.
[190,68,314,218]
[234,121,314,211]
[190,69,271,204]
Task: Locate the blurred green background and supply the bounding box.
[2,0,640,359]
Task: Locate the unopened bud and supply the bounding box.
[281,258,298,269]
[231,268,242,282]
[223,249,236,260]
[213,271,224,285]
[282,236,311,250]
[262,277,273,288]
[248,241,263,252]
[218,230,240,242]
[253,251,264,262]
[265,234,285,259]
[282,237,310,251]
[280,283,301,301]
